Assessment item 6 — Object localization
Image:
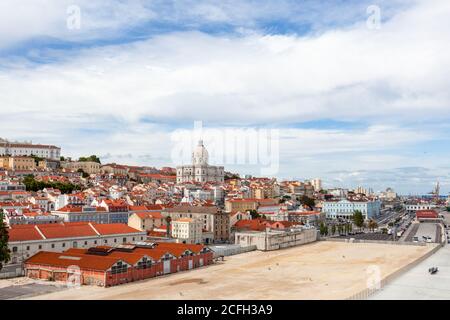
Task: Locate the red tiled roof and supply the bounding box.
[416,210,439,219]
[134,212,163,220]
[91,224,142,235]
[25,251,119,271]
[8,222,143,242]
[8,226,43,242]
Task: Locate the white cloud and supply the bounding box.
[0,0,449,193]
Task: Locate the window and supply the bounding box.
[26,246,30,251]
[104,239,108,244]
[62,243,66,248]
[123,238,126,243]
[12,246,18,253]
[94,240,97,245]
[111,261,128,274]
[84,241,88,245]
[137,257,152,269]
[38,245,42,250]
[51,244,55,249]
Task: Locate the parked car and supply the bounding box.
[413,236,419,243]
[429,267,439,275]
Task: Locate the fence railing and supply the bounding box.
[209,245,257,258]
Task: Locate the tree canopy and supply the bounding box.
[0,210,11,271]
[78,155,101,164]
[352,210,365,229]
[298,195,315,209]
[22,175,81,194]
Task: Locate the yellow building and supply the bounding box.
[225,199,259,213]
[63,161,101,174]
[0,156,36,171]
[128,211,163,231]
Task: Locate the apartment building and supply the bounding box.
[163,205,230,243]
[171,218,202,244]
[62,161,101,174]
[0,156,36,171]
[128,211,164,231]
[0,139,61,160]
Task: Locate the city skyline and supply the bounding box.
[0,0,449,194]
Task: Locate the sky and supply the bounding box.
[0,0,449,195]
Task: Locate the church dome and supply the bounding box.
[192,140,209,165]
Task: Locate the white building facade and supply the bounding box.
[0,139,61,160]
[171,218,203,244]
[323,199,381,220]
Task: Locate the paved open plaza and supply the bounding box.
[23,241,433,300]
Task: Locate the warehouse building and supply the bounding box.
[24,242,213,287]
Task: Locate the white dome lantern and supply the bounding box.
[192,140,209,165]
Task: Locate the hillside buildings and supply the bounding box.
[176,140,224,184]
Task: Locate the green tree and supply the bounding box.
[165,216,172,238]
[298,195,315,209]
[331,224,336,235]
[352,210,365,231]
[77,169,89,178]
[319,222,328,236]
[78,155,101,164]
[30,154,45,165]
[368,220,378,232]
[248,210,260,219]
[0,210,11,271]
[22,175,80,194]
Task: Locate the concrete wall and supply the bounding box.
[235,228,318,251]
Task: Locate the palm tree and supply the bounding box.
[331,224,336,236]
[368,220,378,232]
[0,210,11,272]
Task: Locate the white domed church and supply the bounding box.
[176,140,225,184]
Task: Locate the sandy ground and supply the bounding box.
[24,241,433,300]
